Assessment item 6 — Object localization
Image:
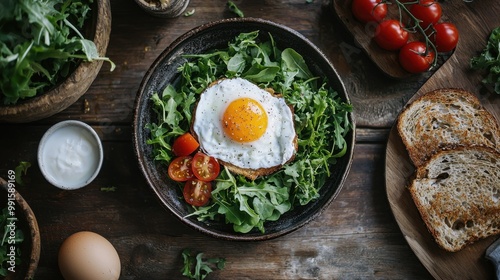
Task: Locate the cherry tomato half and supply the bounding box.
[374,20,409,51]
[351,0,387,23]
[172,132,199,156]
[183,179,212,207]
[398,41,436,73]
[410,0,442,29]
[192,152,220,182]
[168,156,194,182]
[431,22,459,52]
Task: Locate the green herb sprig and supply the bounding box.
[227,1,244,17]
[470,27,500,94]
[181,249,225,280]
[14,162,31,186]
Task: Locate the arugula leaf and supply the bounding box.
[100,186,117,192]
[14,161,31,186]
[184,9,196,17]
[227,1,244,18]
[470,26,500,94]
[0,0,114,104]
[147,31,353,233]
[281,48,314,79]
[181,249,225,280]
[146,84,197,162]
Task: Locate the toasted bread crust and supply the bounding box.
[218,135,298,181]
[408,146,500,252]
[400,88,500,252]
[397,88,500,167]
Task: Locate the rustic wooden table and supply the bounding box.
[1,0,499,279]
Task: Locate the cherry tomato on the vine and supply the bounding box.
[191,152,220,182]
[374,19,409,51]
[168,156,194,182]
[183,179,212,207]
[399,41,436,73]
[351,0,388,23]
[410,0,442,29]
[172,132,199,156]
[431,22,459,52]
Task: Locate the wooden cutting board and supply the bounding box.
[333,0,453,79]
[382,0,500,279]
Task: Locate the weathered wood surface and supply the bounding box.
[35,0,436,128]
[1,125,431,279]
[0,0,499,279]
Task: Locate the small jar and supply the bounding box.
[135,0,190,18]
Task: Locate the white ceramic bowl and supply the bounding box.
[38,120,103,190]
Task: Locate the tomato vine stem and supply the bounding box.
[391,0,439,69]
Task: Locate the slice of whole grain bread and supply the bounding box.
[408,146,500,252]
[397,88,500,167]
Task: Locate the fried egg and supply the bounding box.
[192,78,296,173]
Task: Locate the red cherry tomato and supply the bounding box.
[410,0,442,29]
[374,20,409,51]
[183,179,212,207]
[192,152,220,182]
[431,22,459,52]
[351,0,388,23]
[168,156,194,182]
[172,133,199,156]
[399,41,436,73]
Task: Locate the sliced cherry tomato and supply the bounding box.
[351,0,387,23]
[410,0,442,29]
[398,41,436,73]
[168,156,194,182]
[183,179,212,207]
[172,132,199,156]
[431,22,459,52]
[192,152,220,182]
[374,20,409,51]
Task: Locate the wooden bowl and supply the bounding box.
[134,0,190,18]
[0,0,112,123]
[0,177,40,280]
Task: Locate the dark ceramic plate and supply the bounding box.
[133,18,355,241]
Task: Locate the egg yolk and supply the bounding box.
[222,98,268,142]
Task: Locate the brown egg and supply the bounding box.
[58,231,121,280]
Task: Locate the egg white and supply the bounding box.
[192,78,296,170]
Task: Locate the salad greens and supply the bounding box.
[147,31,353,233]
[0,0,115,105]
[181,249,226,280]
[470,26,500,95]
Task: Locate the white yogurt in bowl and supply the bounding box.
[38,120,103,190]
